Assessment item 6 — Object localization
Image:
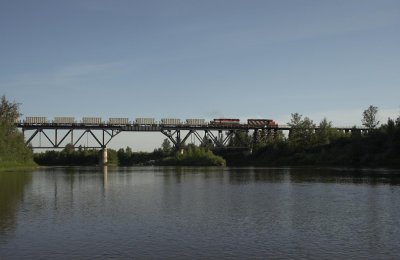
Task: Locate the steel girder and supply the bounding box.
[23,128,120,149]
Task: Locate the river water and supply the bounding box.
[1,166,400,259]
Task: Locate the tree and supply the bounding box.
[200,135,214,149]
[396,114,400,127]
[161,138,172,154]
[314,118,333,146]
[287,113,316,150]
[0,95,21,125]
[0,95,34,167]
[362,105,380,129]
[228,131,252,148]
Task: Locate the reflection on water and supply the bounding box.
[0,166,400,259]
[0,171,32,237]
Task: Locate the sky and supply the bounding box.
[1,0,399,151]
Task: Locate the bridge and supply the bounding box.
[16,117,369,165]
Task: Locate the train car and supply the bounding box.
[25,117,48,124]
[108,118,129,125]
[210,118,240,125]
[247,119,278,128]
[135,118,156,125]
[186,119,206,126]
[82,117,102,125]
[53,117,75,125]
[161,118,181,125]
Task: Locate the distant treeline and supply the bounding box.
[246,116,400,167]
[34,145,118,166]
[0,96,35,169]
[34,144,226,166]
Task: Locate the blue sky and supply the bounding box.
[1,0,399,151]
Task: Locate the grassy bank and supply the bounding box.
[0,161,37,172]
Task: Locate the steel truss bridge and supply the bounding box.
[16,122,368,150]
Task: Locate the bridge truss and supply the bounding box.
[18,123,281,150]
[17,123,367,150]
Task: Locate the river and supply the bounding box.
[1,166,400,259]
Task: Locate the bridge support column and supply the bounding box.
[101,148,108,166]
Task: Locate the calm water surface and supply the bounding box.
[1,166,400,259]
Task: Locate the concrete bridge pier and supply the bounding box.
[101,148,108,166]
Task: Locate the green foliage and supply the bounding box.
[228,131,252,148]
[34,145,119,166]
[162,144,226,166]
[0,95,35,169]
[247,117,400,167]
[362,105,380,129]
[107,149,119,165]
[161,138,172,154]
[0,95,21,125]
[313,118,332,146]
[287,113,316,151]
[199,136,214,149]
[115,146,165,166]
[248,112,400,167]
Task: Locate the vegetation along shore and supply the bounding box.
[0,96,36,171]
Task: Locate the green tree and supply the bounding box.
[396,114,400,127]
[228,131,252,148]
[106,149,119,166]
[313,118,333,146]
[0,95,34,168]
[161,138,172,154]
[200,135,214,149]
[0,95,21,125]
[362,105,380,129]
[287,113,316,151]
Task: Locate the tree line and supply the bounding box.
[34,143,226,166]
[247,106,400,167]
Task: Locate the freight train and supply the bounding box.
[21,117,278,127]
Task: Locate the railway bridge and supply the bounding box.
[16,117,368,165]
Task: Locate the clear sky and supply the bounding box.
[1,0,399,151]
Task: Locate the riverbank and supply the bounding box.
[0,162,37,172]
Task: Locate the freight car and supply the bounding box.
[210,118,240,125]
[82,117,103,125]
[247,119,278,128]
[53,117,75,125]
[25,117,48,124]
[135,118,156,125]
[108,118,129,125]
[186,119,206,126]
[160,118,181,125]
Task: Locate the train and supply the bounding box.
[21,117,278,127]
[247,119,278,128]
